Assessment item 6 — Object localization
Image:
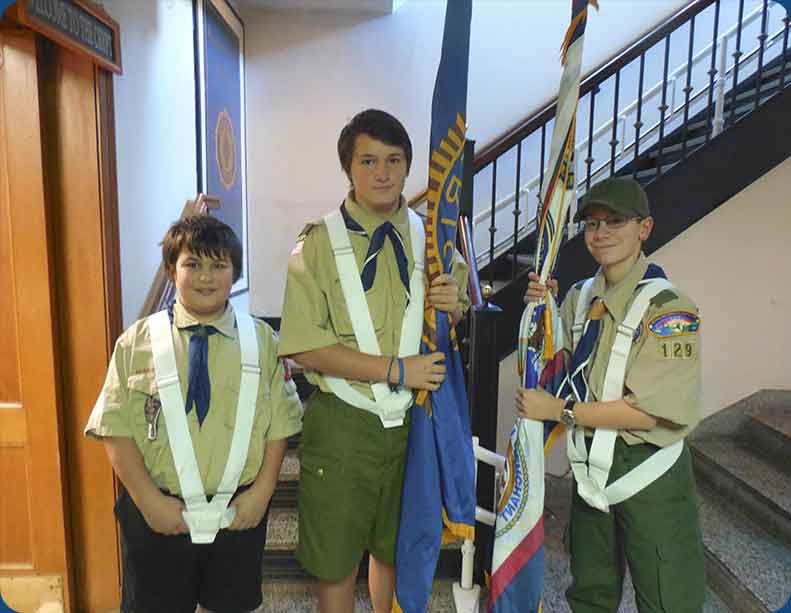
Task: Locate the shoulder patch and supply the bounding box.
[649,289,680,309]
[648,311,700,338]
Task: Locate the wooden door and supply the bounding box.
[0,27,72,611]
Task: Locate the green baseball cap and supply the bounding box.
[574,176,651,222]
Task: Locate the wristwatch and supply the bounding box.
[560,399,577,428]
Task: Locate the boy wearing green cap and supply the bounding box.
[522,176,706,612]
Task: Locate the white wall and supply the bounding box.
[495,156,791,459]
[104,0,198,327]
[241,0,690,316]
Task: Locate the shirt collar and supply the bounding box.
[344,191,408,237]
[172,300,237,339]
[589,253,649,322]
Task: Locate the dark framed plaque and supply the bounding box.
[16,0,122,74]
[195,0,248,294]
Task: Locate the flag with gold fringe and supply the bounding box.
[489,2,597,611]
[393,2,474,612]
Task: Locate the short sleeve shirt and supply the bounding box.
[559,254,702,447]
[278,194,471,399]
[84,301,303,496]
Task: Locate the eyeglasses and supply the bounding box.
[582,216,641,233]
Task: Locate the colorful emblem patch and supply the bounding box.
[649,311,700,338]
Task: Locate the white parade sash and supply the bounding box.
[148,310,260,543]
[322,208,425,428]
[566,277,684,512]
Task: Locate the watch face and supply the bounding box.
[561,409,576,428]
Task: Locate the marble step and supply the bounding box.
[690,391,791,549]
[262,579,482,613]
[743,393,791,469]
[697,482,791,613]
[692,436,791,549]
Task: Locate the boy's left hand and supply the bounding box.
[228,485,270,531]
[515,387,563,422]
[428,274,460,313]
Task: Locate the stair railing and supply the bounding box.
[409,0,791,287]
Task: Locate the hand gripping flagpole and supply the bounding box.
[488,3,597,612]
[392,2,475,612]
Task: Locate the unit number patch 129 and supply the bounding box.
[659,341,695,360]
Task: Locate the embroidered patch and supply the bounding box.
[144,394,162,441]
[649,311,700,337]
[282,358,292,382]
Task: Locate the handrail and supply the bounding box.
[474,0,718,171]
[138,193,220,318]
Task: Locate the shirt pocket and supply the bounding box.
[126,374,169,464]
[328,277,387,341]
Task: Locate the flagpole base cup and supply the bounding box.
[452,582,481,613]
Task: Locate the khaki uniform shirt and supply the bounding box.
[278,194,471,399]
[85,302,303,496]
[560,254,702,447]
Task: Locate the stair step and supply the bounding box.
[279,449,299,482]
[271,480,298,508]
[692,436,791,549]
[266,507,300,551]
[697,483,791,612]
[262,578,484,612]
[743,393,791,469]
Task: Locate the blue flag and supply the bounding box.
[393,2,474,612]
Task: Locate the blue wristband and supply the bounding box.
[397,358,405,388]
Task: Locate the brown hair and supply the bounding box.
[161,215,243,282]
[337,109,412,181]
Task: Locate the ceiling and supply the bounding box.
[234,0,405,15]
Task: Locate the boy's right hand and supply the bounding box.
[401,352,447,391]
[524,272,559,305]
[141,491,189,535]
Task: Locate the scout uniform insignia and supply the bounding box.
[144,394,162,441]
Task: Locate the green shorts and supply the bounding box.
[296,391,409,582]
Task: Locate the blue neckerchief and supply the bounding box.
[562,263,667,402]
[340,203,411,300]
[167,303,217,426]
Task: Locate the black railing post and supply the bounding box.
[468,294,503,585]
[633,54,646,175]
[461,139,476,220]
[729,0,746,126]
[609,70,621,175]
[656,33,672,176]
[512,141,522,280]
[488,160,497,288]
[682,16,696,160]
[706,0,721,143]
[586,87,597,188]
[753,0,769,111]
[782,16,791,90]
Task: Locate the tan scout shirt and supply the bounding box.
[85,302,303,496]
[278,194,471,399]
[560,254,702,447]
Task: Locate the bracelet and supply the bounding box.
[397,358,405,388]
[386,356,396,389]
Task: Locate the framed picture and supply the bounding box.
[195,0,249,294]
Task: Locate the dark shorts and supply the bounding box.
[115,485,269,613]
[296,391,410,582]
[566,439,706,613]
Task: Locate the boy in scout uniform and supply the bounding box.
[521,176,706,612]
[85,216,302,613]
[278,109,470,613]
